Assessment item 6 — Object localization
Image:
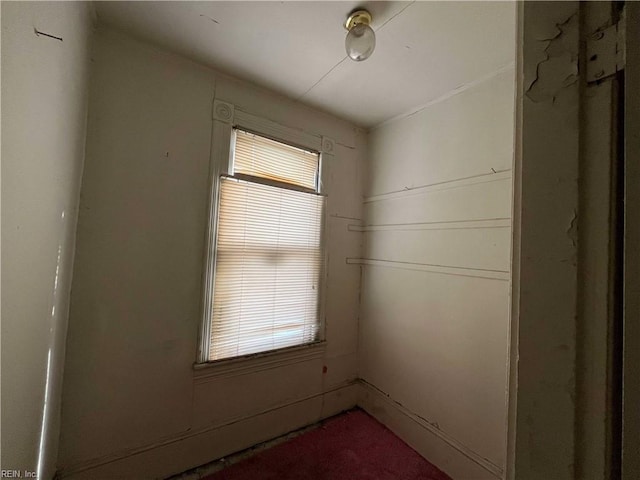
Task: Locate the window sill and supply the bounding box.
[193,341,326,384]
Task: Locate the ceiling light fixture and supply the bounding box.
[344,9,375,62]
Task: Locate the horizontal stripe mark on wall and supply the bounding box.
[330,213,363,222]
[346,258,509,281]
[349,218,511,232]
[364,170,511,204]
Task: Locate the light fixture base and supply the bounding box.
[344,10,372,31]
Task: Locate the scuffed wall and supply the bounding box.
[358,59,516,480]
[58,28,365,479]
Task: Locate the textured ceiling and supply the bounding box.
[96,1,516,128]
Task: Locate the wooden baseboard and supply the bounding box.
[358,380,503,480]
[58,379,504,480]
[57,382,358,480]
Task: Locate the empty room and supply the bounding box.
[2,1,638,480]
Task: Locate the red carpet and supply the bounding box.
[204,409,452,480]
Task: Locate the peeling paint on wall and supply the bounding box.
[526,13,579,103]
[511,2,582,479]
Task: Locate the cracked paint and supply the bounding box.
[526,13,579,103]
[566,210,578,247]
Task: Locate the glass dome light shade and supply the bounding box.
[345,23,376,61]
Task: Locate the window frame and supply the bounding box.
[196,103,332,365]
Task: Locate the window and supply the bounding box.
[205,129,325,362]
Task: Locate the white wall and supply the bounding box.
[1,2,93,479]
[357,66,515,478]
[58,28,364,480]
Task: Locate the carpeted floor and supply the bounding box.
[203,409,452,480]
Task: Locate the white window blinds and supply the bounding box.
[233,129,319,190]
[208,129,324,361]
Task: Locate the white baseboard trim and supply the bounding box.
[57,381,358,480]
[58,379,503,480]
[358,380,503,480]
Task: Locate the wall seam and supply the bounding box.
[370,62,516,131]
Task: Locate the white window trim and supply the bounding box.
[196,100,335,366]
